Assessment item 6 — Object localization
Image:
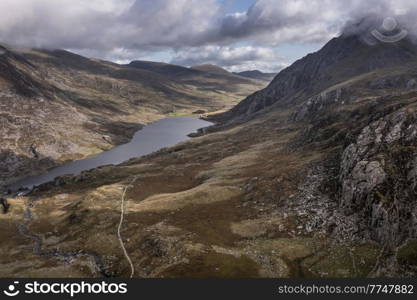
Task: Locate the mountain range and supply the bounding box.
[1,31,417,278]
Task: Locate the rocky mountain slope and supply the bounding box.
[0,46,265,187]
[2,32,417,278]
[217,34,417,123]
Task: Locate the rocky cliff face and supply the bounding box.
[339,109,417,247]
[292,88,353,122]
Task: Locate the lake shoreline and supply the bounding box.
[4,116,213,196]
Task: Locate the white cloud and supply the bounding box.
[3,0,417,51]
[172,45,287,72]
[0,0,417,71]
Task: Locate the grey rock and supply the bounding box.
[407,79,417,89]
[339,109,417,246]
[293,88,352,121]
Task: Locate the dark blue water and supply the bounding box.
[10,117,212,190]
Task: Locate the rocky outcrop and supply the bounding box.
[339,109,417,246]
[292,88,352,121]
[368,77,417,90]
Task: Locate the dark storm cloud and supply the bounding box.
[3,0,415,51]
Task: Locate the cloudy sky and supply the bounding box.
[0,0,415,72]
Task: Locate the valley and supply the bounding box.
[1,32,417,278]
[0,45,267,188]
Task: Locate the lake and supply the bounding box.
[10,116,212,191]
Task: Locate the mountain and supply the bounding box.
[191,64,232,75]
[233,70,276,82]
[0,46,266,187]
[189,64,271,86]
[2,32,417,278]
[203,33,417,274]
[128,60,201,77]
[219,34,417,122]
[127,60,266,104]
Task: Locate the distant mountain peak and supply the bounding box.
[233,70,277,82]
[128,60,201,77]
[237,70,264,75]
[191,64,231,75]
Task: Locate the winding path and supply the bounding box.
[117,176,138,278]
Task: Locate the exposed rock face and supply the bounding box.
[339,110,417,246]
[293,88,352,121]
[368,77,417,90]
